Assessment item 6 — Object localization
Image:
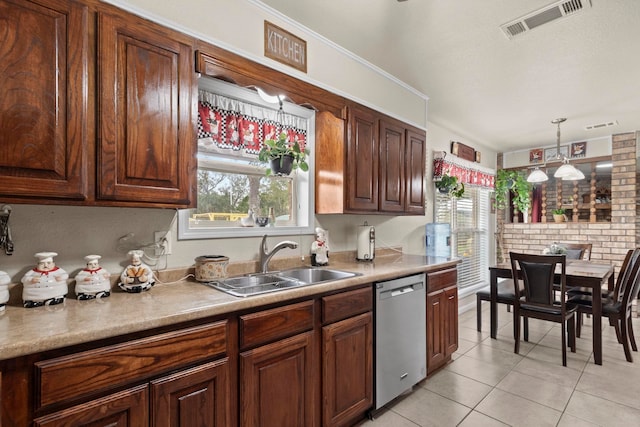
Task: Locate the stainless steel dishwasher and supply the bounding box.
[374,273,426,410]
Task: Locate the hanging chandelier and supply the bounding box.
[551,118,584,180]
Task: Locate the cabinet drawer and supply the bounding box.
[36,321,227,409]
[427,268,458,293]
[322,287,372,325]
[240,300,314,350]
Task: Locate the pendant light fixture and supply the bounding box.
[551,118,584,180]
[527,167,548,183]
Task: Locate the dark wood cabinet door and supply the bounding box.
[405,129,426,214]
[240,331,316,427]
[426,290,446,370]
[0,0,90,200]
[346,105,378,212]
[379,120,405,213]
[322,312,373,427]
[444,286,459,357]
[97,10,196,206]
[427,268,458,373]
[33,385,149,427]
[151,359,230,427]
[315,111,346,214]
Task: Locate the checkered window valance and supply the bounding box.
[433,151,495,189]
[196,90,307,160]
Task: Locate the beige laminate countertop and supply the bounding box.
[0,254,457,361]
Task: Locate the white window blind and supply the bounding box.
[435,187,490,290]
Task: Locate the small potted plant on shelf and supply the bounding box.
[435,174,465,198]
[257,132,310,176]
[553,208,566,223]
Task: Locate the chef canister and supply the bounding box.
[194,255,229,282]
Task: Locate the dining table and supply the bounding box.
[488,259,615,365]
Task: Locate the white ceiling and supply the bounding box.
[259,0,640,152]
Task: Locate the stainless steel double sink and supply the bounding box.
[203,267,360,297]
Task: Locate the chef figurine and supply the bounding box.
[75,255,111,300]
[118,250,155,293]
[0,270,10,311]
[21,252,68,308]
[311,227,329,266]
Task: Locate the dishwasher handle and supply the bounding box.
[379,282,424,300]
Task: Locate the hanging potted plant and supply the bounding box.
[495,169,532,219]
[257,132,310,176]
[435,174,465,198]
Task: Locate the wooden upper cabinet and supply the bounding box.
[315,112,345,214]
[97,9,196,207]
[379,119,406,213]
[0,0,90,200]
[317,102,426,215]
[347,105,379,212]
[405,130,426,214]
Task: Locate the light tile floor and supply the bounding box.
[357,302,640,427]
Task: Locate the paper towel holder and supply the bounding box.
[356,221,375,262]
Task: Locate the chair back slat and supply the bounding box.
[620,250,640,308]
[614,248,640,303]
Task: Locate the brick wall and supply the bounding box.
[500,132,638,274]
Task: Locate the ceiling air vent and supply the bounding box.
[585,120,618,131]
[500,0,591,39]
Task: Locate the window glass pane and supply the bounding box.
[178,78,315,239]
[190,169,294,228]
[435,187,490,290]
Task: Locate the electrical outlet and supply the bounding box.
[154,231,172,255]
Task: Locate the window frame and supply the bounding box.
[434,186,490,291]
[177,77,316,240]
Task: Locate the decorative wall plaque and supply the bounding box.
[571,141,587,158]
[529,148,543,163]
[264,21,307,73]
[451,141,477,162]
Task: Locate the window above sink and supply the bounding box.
[177,77,316,240]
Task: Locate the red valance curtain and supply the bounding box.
[433,151,495,189]
[196,90,307,159]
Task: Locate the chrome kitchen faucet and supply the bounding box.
[260,235,298,273]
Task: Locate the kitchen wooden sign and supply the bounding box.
[264,21,307,73]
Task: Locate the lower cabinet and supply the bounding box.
[6,321,231,426]
[240,332,315,427]
[3,285,378,426]
[238,287,373,427]
[33,385,149,427]
[238,300,316,427]
[33,358,230,427]
[322,312,373,427]
[426,268,459,373]
[321,287,373,427]
[151,359,230,427]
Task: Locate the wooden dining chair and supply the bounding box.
[475,278,527,338]
[553,242,593,296]
[510,252,577,366]
[562,242,593,260]
[569,248,640,362]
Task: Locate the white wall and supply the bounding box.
[0,0,497,280]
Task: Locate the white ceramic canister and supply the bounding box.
[194,255,229,282]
